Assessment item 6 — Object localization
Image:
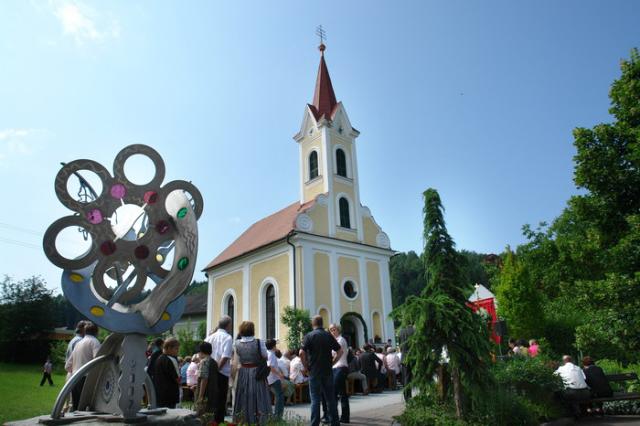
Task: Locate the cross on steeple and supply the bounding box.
[316,25,326,46]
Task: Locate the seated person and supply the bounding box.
[186,353,200,389]
[582,356,612,398]
[555,355,590,417]
[347,348,368,394]
[276,349,295,405]
[290,350,308,384]
[360,345,383,392]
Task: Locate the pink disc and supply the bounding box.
[110,184,126,199]
[86,209,103,224]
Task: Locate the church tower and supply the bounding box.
[205,42,395,349]
[294,43,366,242]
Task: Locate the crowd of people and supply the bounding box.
[147,315,408,425]
[58,316,408,424]
[507,338,540,357]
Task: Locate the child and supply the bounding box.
[195,342,219,416]
[40,357,54,386]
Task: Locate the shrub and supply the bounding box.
[395,395,472,426]
[490,356,565,422]
[49,339,68,373]
[177,328,199,358]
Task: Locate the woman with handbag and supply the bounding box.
[232,321,272,424]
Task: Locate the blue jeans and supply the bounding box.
[333,367,350,422]
[270,379,284,419]
[309,373,338,426]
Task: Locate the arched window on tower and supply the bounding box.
[309,151,318,180]
[226,295,235,334]
[336,148,347,177]
[265,284,276,339]
[339,197,351,229]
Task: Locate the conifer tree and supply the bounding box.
[393,188,493,418]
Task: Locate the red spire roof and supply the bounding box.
[309,44,338,121]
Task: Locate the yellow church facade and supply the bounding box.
[203,45,394,349]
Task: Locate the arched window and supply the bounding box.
[336,148,347,177]
[265,284,276,339]
[309,151,318,180]
[339,197,351,228]
[226,295,235,334]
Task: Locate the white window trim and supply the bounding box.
[371,309,383,341]
[333,144,351,178]
[336,193,355,230]
[341,277,359,301]
[307,148,321,182]
[258,277,279,340]
[220,288,237,320]
[317,305,332,326]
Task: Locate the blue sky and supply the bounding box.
[0,1,638,292]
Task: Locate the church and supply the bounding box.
[203,43,394,349]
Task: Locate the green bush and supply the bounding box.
[473,388,538,426]
[604,400,640,415]
[490,356,565,422]
[49,339,68,373]
[395,395,473,426]
[177,328,199,358]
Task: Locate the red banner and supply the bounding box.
[467,297,500,344]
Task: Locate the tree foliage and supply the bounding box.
[281,306,312,350]
[0,276,56,343]
[394,188,494,418]
[494,250,544,340]
[390,251,425,308]
[493,49,640,363]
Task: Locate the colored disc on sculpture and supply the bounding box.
[43,144,203,334]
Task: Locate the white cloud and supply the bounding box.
[0,128,39,163]
[228,216,242,225]
[49,1,120,45]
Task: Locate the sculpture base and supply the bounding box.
[7,409,200,426]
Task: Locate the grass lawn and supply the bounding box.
[0,363,67,424]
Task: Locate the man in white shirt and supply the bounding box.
[386,347,401,390]
[329,323,350,424]
[65,321,101,411]
[266,339,286,419]
[65,321,85,366]
[205,316,233,423]
[290,352,308,384]
[554,355,590,417]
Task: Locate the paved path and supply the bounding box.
[284,389,405,425]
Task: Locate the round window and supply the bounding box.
[343,280,357,299]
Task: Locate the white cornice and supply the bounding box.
[291,232,393,258]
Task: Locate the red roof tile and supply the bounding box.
[204,199,316,270]
[310,50,338,121]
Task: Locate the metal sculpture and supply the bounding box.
[42,144,203,423]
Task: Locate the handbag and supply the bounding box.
[254,339,270,381]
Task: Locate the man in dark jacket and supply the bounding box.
[301,316,342,426]
[583,356,612,397]
[359,344,383,392]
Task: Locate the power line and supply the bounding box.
[0,222,43,236]
[0,236,40,250]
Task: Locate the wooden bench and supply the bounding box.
[181,385,194,402]
[584,373,640,404]
[294,382,309,404]
[346,378,354,396]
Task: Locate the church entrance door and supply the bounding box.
[342,317,357,348]
[340,312,368,349]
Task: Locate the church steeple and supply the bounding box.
[309,44,338,121]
